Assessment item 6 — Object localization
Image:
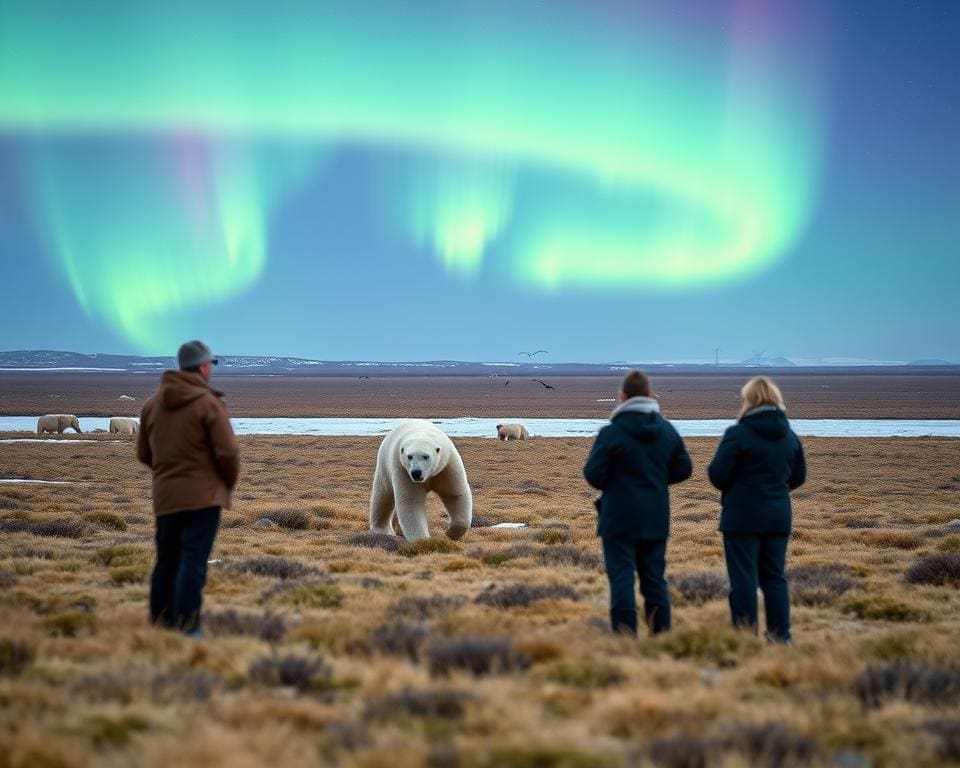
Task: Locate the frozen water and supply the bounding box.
[0,416,958,438]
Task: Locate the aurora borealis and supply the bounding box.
[1,1,958,362]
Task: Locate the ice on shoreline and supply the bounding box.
[0,478,74,485]
[0,438,123,444]
[0,416,958,438]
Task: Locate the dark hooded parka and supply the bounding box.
[707,405,806,534]
[584,397,693,539]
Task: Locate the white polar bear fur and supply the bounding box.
[109,416,139,435]
[369,419,472,541]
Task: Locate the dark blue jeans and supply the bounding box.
[723,533,791,642]
[150,506,220,633]
[601,537,671,635]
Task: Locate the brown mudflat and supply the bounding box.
[2,370,959,418]
[0,433,959,765]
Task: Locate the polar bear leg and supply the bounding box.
[369,475,396,535]
[440,492,472,540]
[394,487,430,541]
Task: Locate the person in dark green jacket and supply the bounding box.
[584,370,692,635]
[708,376,806,643]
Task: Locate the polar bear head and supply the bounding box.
[400,439,443,483]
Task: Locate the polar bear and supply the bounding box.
[496,423,528,441]
[37,414,82,434]
[369,419,472,542]
[108,416,139,435]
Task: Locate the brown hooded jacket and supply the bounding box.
[137,370,240,517]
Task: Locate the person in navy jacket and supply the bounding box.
[584,370,692,635]
[708,376,806,643]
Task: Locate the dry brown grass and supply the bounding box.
[1,433,959,766]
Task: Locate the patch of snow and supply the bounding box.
[0,367,127,372]
[0,439,123,444]
[490,522,527,529]
[790,357,906,367]
[0,478,74,485]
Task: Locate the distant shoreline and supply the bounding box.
[2,370,958,420]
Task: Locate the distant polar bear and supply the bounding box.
[369,419,472,541]
[109,417,139,435]
[496,423,528,441]
[37,414,82,434]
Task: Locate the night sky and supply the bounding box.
[1,1,957,363]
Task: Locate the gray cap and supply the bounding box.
[177,340,218,370]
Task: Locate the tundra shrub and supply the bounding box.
[905,554,960,587]
[229,556,316,580]
[544,658,625,689]
[400,538,460,557]
[92,545,150,568]
[267,509,311,530]
[76,713,150,748]
[30,518,88,538]
[856,658,960,708]
[151,667,219,703]
[844,519,879,529]
[475,583,580,609]
[646,724,818,768]
[249,653,332,692]
[390,595,465,621]
[788,564,855,606]
[647,734,709,768]
[718,722,819,766]
[672,572,729,605]
[535,529,569,545]
[109,565,148,585]
[44,611,97,637]
[0,519,30,534]
[921,719,960,762]
[369,622,433,661]
[83,511,127,531]
[479,544,536,566]
[656,627,761,668]
[205,609,289,642]
[427,636,530,677]
[0,518,87,538]
[538,545,602,570]
[346,531,403,552]
[0,638,34,676]
[844,596,931,623]
[365,687,473,720]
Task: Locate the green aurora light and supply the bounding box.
[0,1,826,350]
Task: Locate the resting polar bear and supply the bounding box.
[369,419,472,541]
[109,417,139,435]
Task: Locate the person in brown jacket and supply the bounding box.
[137,340,239,635]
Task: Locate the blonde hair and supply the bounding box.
[738,376,786,420]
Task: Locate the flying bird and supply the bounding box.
[519,350,548,357]
[531,379,555,390]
